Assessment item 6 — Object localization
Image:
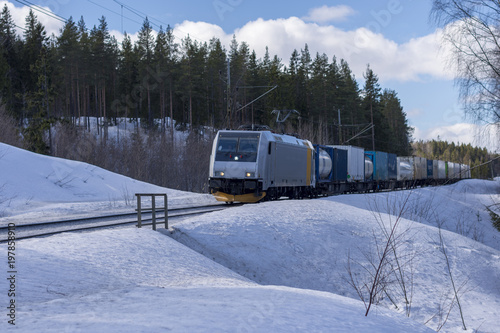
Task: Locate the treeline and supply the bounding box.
[0,6,413,155]
[412,140,499,179]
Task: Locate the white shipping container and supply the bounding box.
[448,162,459,179]
[414,157,427,180]
[328,145,365,182]
[432,160,439,180]
[460,164,471,179]
[437,160,446,179]
[397,156,414,180]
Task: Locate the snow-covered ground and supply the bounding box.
[1,142,499,332]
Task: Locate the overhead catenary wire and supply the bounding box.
[14,0,67,23]
[107,0,207,43]
[87,0,143,28]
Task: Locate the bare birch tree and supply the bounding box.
[431,0,500,128]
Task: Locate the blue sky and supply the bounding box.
[3,0,499,152]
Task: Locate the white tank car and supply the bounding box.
[208,130,316,203]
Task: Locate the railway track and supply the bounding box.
[0,203,239,242]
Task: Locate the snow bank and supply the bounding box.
[1,229,433,332]
[0,142,216,222]
[172,195,500,332]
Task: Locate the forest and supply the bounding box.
[412,140,500,179]
[0,6,495,192]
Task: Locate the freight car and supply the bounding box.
[208,129,471,203]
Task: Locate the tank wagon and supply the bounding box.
[208,129,471,203]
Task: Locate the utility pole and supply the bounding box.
[226,57,231,129]
[370,100,375,151]
[338,108,342,144]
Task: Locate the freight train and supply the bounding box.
[208,129,471,203]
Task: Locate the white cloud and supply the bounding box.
[3,1,454,83]
[174,16,455,82]
[302,5,355,23]
[1,1,64,37]
[414,123,500,153]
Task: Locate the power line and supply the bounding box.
[113,0,165,29]
[87,0,143,28]
[107,0,207,43]
[14,0,67,23]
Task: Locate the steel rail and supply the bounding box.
[0,204,238,242]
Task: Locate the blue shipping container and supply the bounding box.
[314,145,347,182]
[332,148,348,181]
[365,151,389,181]
[427,160,433,178]
[388,153,397,180]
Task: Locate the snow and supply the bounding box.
[1,142,499,332]
[0,142,216,223]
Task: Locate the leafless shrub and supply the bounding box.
[50,121,212,194]
[0,103,22,148]
[486,203,500,232]
[345,191,416,316]
[435,227,468,331]
[455,211,485,243]
[121,185,134,207]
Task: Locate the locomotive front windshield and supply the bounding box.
[215,132,260,162]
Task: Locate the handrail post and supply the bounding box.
[152,195,157,231]
[136,194,142,228]
[164,194,168,229]
[135,193,168,230]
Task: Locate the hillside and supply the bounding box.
[1,142,499,332]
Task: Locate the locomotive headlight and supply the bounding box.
[245,172,255,178]
[216,171,225,177]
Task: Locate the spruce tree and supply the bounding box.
[137,17,155,127]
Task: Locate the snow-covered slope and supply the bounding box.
[0,142,215,222]
[171,193,500,332]
[1,142,498,332]
[8,228,433,332]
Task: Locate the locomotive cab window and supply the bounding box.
[215,133,260,162]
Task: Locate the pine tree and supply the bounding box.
[77,16,92,130]
[380,89,413,155]
[310,52,329,143]
[362,65,383,151]
[0,4,21,115]
[23,10,47,94]
[338,60,361,145]
[206,37,226,128]
[137,17,155,128]
[57,17,81,121]
[178,36,207,129]
[117,33,139,128]
[23,48,54,154]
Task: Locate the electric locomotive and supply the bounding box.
[208,130,316,202]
